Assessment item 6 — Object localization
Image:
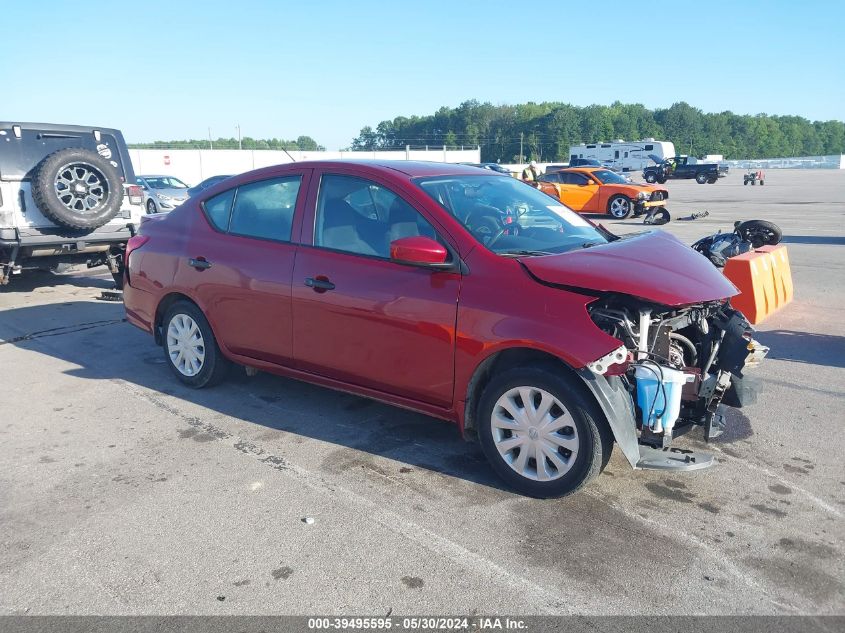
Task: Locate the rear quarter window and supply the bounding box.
[203,189,235,231]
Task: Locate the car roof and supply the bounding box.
[139,174,181,179]
[321,160,497,177]
[245,160,503,180]
[560,167,605,174]
[0,121,123,135]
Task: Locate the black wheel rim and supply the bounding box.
[54,162,109,214]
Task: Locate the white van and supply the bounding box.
[569,139,676,172]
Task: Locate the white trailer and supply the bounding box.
[569,139,676,172]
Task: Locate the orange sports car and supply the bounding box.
[534,167,668,219]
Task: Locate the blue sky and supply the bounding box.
[3,0,843,149]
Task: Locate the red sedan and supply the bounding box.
[123,161,765,497]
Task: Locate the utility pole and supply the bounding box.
[208,127,213,150]
[236,124,242,150]
[520,132,524,163]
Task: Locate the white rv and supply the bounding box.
[569,139,676,172]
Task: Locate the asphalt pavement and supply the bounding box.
[0,169,842,615]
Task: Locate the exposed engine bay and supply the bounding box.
[588,295,769,448]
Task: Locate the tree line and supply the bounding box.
[129,135,325,151]
[350,100,845,162]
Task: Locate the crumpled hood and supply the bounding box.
[520,231,738,306]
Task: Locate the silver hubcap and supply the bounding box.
[166,314,205,376]
[54,162,108,213]
[609,198,629,218]
[491,386,579,482]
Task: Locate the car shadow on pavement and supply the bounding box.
[1,300,509,493]
[782,235,845,246]
[0,270,115,293]
[755,329,845,369]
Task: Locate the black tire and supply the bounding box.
[644,173,657,184]
[111,271,125,290]
[476,366,611,498]
[607,195,632,219]
[147,199,158,214]
[736,219,782,248]
[744,180,749,185]
[31,148,124,230]
[707,178,717,184]
[760,180,764,186]
[751,180,756,185]
[656,176,667,184]
[643,208,671,225]
[162,301,230,388]
[695,173,708,184]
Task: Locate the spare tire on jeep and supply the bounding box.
[31,148,124,230]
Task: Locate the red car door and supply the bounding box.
[291,171,461,407]
[185,170,311,366]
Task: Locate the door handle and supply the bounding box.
[188,257,212,270]
[305,277,335,291]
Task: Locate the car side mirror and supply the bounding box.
[390,236,451,269]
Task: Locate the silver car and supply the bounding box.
[137,175,190,213]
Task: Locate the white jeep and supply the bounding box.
[0,122,145,288]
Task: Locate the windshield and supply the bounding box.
[592,170,629,185]
[415,175,608,255]
[143,177,188,189]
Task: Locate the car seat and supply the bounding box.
[320,197,378,256]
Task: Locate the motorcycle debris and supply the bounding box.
[99,289,123,302]
[678,211,710,221]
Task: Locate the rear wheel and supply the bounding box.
[760,180,764,186]
[607,195,632,219]
[162,301,230,388]
[477,366,611,498]
[695,173,708,184]
[737,219,782,248]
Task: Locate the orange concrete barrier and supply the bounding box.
[723,244,794,324]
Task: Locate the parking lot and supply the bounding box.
[1,169,843,615]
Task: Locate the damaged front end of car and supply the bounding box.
[584,295,768,470]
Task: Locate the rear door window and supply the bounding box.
[228,176,301,242]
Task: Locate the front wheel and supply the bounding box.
[695,173,708,184]
[644,173,657,184]
[147,199,157,214]
[477,366,611,498]
[607,195,632,219]
[162,301,230,388]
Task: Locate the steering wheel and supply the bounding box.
[486,227,508,247]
